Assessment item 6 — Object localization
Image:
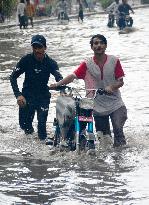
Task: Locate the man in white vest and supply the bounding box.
[50,34,127,148]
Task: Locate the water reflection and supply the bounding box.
[0,7,149,205]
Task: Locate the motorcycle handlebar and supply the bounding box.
[48,85,71,91]
[49,86,108,95]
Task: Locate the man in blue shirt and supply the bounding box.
[118,0,134,29]
[10,35,63,141]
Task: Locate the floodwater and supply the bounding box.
[0,7,149,205]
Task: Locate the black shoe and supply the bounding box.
[45,138,54,145]
[113,139,126,148]
[25,127,34,135]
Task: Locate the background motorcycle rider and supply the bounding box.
[118,0,134,30]
[106,0,120,27]
[57,0,69,21]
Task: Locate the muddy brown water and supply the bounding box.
[0,7,149,205]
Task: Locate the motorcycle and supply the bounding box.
[58,11,69,24]
[48,86,108,154]
[125,14,133,27]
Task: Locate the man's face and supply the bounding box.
[91,37,107,55]
[122,0,127,4]
[32,44,46,61]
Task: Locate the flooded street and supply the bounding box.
[0,7,149,204]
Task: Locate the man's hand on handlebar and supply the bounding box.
[105,85,114,94]
[49,84,71,92]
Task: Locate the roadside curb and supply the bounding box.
[0,4,149,29]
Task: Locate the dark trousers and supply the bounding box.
[18,15,26,29]
[118,16,126,30]
[78,11,83,22]
[19,99,49,140]
[94,106,127,147]
[0,13,4,22]
[94,115,111,135]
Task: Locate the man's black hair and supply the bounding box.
[90,34,107,47]
[115,0,119,3]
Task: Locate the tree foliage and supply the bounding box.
[99,0,114,9]
[0,0,17,17]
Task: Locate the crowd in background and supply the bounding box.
[17,0,35,28]
[15,0,98,28]
[0,0,98,23]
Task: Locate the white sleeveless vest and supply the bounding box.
[84,55,125,116]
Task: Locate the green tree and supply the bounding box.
[0,0,17,18]
[98,0,114,9]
